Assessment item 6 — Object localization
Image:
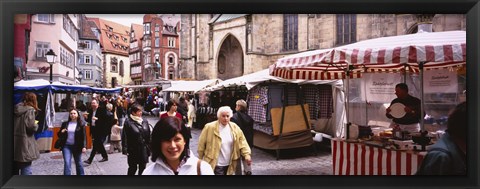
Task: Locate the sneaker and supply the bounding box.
[99,158,108,162]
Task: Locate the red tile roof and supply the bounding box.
[87,17,130,56]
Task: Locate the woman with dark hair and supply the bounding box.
[122,103,151,175]
[416,102,467,175]
[57,108,87,175]
[143,117,214,175]
[159,99,183,121]
[13,92,40,175]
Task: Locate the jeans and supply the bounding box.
[62,144,85,175]
[13,161,32,175]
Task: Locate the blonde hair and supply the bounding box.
[106,103,113,111]
[236,99,247,111]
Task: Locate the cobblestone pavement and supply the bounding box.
[32,116,333,175]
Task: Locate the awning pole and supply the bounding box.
[419,62,426,132]
[345,66,350,139]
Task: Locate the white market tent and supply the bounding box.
[161,79,222,93]
[269,30,466,137]
[202,69,346,137]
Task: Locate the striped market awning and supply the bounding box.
[270,30,466,80]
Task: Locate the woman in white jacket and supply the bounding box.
[143,116,213,175]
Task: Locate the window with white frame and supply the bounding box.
[85,41,91,49]
[37,14,55,23]
[168,55,174,64]
[60,47,74,68]
[85,70,92,79]
[155,38,160,47]
[35,42,50,60]
[84,55,92,64]
[168,37,175,47]
[111,57,118,72]
[144,23,151,35]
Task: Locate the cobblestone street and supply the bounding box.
[32,116,333,175]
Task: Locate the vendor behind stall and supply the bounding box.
[385,83,421,133]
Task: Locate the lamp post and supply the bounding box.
[45,49,57,84]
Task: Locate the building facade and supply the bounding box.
[89,17,132,88]
[77,14,103,87]
[129,24,143,85]
[13,14,32,82]
[141,14,180,83]
[26,14,80,85]
[179,14,466,80]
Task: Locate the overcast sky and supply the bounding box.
[85,14,144,26]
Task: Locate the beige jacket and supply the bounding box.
[197,120,251,175]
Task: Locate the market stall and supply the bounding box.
[14,79,122,152]
[204,69,345,159]
[269,30,466,174]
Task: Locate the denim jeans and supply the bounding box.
[13,161,32,175]
[62,144,85,175]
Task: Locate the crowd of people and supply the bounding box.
[13,83,467,175]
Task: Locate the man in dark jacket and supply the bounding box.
[230,99,254,175]
[83,99,110,164]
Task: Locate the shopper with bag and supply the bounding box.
[57,108,87,175]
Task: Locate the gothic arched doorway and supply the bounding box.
[217,35,243,80]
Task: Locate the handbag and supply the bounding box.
[54,138,62,149]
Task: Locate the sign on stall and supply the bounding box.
[423,69,458,93]
[361,73,400,103]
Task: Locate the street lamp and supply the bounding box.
[45,49,57,84]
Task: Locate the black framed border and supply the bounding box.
[1,0,479,189]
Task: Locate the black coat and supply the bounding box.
[231,111,254,147]
[86,107,112,138]
[57,121,86,151]
[122,115,151,164]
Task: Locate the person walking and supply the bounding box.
[83,99,109,164]
[143,117,214,175]
[122,103,151,175]
[13,92,40,175]
[57,108,87,175]
[230,99,254,175]
[197,106,252,175]
[160,100,183,121]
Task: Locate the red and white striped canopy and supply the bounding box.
[270,30,466,80]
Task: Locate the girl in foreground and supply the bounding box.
[143,117,213,175]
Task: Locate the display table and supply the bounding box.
[331,138,426,175]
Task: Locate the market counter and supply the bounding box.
[331,138,426,175]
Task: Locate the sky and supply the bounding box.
[85,14,144,26]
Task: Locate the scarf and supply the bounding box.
[130,114,143,125]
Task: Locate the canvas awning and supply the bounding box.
[270,30,466,80]
[161,79,221,93]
